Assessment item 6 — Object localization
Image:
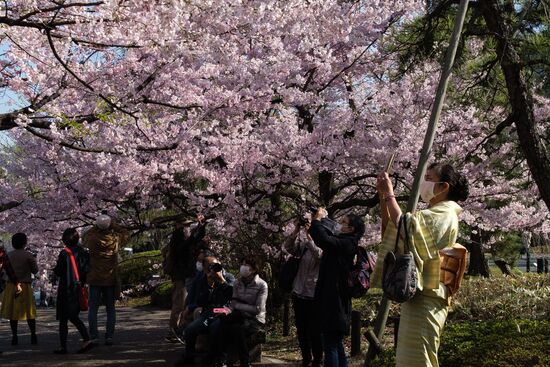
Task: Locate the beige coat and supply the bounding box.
[82,225,129,286]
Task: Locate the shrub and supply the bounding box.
[118,250,163,287]
[439,320,550,367]
[450,273,550,321]
[369,320,550,367]
[150,280,173,309]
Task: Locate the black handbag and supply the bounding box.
[278,246,306,293]
[382,215,417,303]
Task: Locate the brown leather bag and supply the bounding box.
[439,243,468,297]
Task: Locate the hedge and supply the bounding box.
[150,280,173,309]
[118,250,163,286]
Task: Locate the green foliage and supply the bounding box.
[369,320,550,367]
[150,280,172,309]
[450,274,550,321]
[367,273,549,367]
[439,320,550,367]
[491,232,523,266]
[118,250,162,286]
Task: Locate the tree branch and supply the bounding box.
[0,200,22,212]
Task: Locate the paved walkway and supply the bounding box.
[0,306,287,367]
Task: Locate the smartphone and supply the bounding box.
[385,153,396,175]
[213,307,229,314]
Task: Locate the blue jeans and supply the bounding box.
[88,285,116,340]
[323,332,348,367]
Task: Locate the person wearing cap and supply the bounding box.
[164,214,207,342]
[82,214,129,346]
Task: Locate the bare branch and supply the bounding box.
[17,2,105,22]
[0,200,22,212]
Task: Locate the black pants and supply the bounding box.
[59,315,90,349]
[293,295,323,367]
[221,312,261,366]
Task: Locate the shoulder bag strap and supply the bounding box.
[394,215,404,252]
[65,248,80,282]
[402,215,411,254]
[393,215,411,254]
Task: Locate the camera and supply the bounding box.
[298,215,310,226]
[209,263,223,272]
[307,206,339,235]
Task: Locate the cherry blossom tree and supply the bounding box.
[0,1,548,277]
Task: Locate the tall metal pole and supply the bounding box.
[364,1,470,365]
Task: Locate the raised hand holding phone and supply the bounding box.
[385,153,395,175]
[213,307,232,315]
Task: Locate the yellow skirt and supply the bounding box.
[1,283,37,320]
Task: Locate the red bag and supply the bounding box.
[65,247,89,311]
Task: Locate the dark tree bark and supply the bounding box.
[494,259,514,276]
[480,1,550,210]
[466,231,490,277]
[0,201,22,213]
[318,170,336,209]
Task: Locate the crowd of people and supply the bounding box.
[0,162,470,367]
[0,214,129,355]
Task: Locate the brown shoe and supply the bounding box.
[77,340,96,354]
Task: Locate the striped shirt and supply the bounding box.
[371,200,462,292]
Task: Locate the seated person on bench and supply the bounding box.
[219,256,268,367]
[182,252,235,328]
[179,256,233,365]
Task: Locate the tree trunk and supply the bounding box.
[318,170,335,209]
[480,1,550,210]
[467,231,490,277]
[494,259,514,276]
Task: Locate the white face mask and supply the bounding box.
[196,261,203,272]
[419,179,436,203]
[419,179,445,203]
[239,265,252,278]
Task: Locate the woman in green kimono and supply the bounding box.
[372,162,469,367]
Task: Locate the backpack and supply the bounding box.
[161,242,175,276]
[347,246,377,298]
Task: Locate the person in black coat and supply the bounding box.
[177,256,233,366]
[53,228,94,354]
[309,209,365,367]
[165,214,207,341]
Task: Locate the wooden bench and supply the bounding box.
[193,329,266,365]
